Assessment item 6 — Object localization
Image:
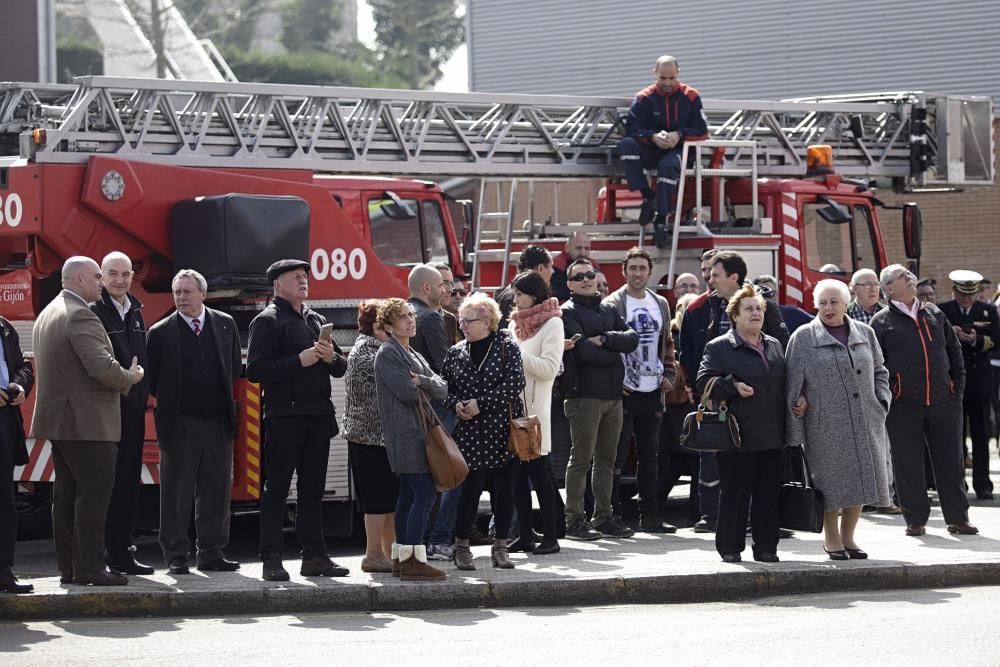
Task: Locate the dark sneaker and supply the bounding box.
[262,557,290,582]
[638,196,656,225]
[639,515,677,534]
[693,518,716,533]
[593,517,635,538]
[565,521,602,541]
[653,223,670,250]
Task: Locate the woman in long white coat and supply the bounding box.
[506,271,571,555]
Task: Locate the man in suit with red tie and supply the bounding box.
[0,315,34,593]
[146,269,243,575]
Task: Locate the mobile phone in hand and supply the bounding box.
[570,333,583,343]
[319,323,334,343]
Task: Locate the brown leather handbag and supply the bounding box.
[508,393,542,462]
[416,391,468,491]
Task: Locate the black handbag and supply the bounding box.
[678,376,741,453]
[779,445,825,533]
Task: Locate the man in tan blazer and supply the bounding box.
[32,256,144,586]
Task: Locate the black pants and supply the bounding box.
[964,395,994,494]
[716,449,781,557]
[105,405,146,560]
[259,415,333,560]
[0,409,20,568]
[159,415,233,564]
[456,460,516,540]
[514,454,558,542]
[659,402,699,521]
[615,390,663,517]
[886,399,970,526]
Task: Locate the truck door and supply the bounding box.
[366,193,451,268]
[800,197,879,286]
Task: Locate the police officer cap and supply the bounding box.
[266,259,310,282]
[949,269,983,294]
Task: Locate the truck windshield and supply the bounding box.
[802,202,878,275]
[368,196,451,266]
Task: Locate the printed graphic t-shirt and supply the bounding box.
[623,292,663,392]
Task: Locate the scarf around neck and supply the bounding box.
[512,297,562,340]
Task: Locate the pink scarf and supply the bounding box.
[512,297,562,340]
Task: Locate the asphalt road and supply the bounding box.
[4,586,1000,664]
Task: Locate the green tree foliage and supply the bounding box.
[281,0,342,52]
[173,0,272,51]
[225,48,407,88]
[370,0,464,89]
[56,39,104,83]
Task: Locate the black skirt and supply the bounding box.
[349,441,400,515]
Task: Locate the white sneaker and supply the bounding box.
[426,543,454,560]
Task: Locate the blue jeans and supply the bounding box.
[698,452,720,521]
[428,482,463,545]
[395,473,437,545]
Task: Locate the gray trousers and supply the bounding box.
[564,397,623,527]
[158,415,233,564]
[50,440,117,577]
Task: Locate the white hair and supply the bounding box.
[880,264,908,292]
[850,268,877,286]
[813,279,851,307]
[172,269,207,293]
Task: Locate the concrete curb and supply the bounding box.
[4,560,1000,620]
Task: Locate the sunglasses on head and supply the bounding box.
[568,270,597,282]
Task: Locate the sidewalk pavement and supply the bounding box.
[4,467,1000,620]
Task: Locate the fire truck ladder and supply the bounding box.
[0,77,992,187]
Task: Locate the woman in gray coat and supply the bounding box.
[786,279,892,560]
[374,298,449,582]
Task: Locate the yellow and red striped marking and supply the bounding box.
[243,383,262,498]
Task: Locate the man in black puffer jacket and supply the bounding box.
[247,259,349,582]
[561,258,639,541]
[870,264,976,538]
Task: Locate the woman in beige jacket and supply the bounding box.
[507,271,572,555]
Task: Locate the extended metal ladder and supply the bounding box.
[0,77,992,187]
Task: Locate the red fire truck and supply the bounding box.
[0,78,992,534]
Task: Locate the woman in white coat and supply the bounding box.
[506,271,571,555]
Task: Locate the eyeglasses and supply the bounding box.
[568,270,597,282]
[889,270,916,283]
[452,289,467,297]
[458,317,483,326]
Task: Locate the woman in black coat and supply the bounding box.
[696,283,786,563]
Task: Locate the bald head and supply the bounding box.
[61,256,103,303]
[101,251,134,303]
[565,232,592,262]
[673,272,701,298]
[407,264,443,308]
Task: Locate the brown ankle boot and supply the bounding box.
[491,539,515,569]
[399,545,447,582]
[453,539,476,571]
[391,543,400,577]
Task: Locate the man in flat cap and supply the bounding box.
[247,259,350,581]
[146,269,243,574]
[939,269,1000,500]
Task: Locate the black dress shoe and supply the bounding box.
[721,553,742,563]
[262,558,290,582]
[74,569,128,586]
[533,541,560,555]
[976,490,994,500]
[824,547,849,561]
[197,557,240,572]
[107,554,155,576]
[60,573,73,584]
[754,553,779,563]
[0,570,33,594]
[845,547,868,560]
[301,555,349,577]
[168,557,190,575]
[905,524,926,537]
[947,521,980,535]
[506,536,535,553]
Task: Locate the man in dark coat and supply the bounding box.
[91,252,154,575]
[561,258,639,540]
[871,264,977,537]
[247,259,350,582]
[146,269,243,575]
[938,269,1000,500]
[0,316,34,593]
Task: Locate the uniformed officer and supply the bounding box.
[938,270,1000,500]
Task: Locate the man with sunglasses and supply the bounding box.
[561,258,639,540]
[870,264,978,537]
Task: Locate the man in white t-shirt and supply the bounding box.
[604,247,677,532]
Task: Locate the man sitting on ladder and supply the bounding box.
[618,55,709,249]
